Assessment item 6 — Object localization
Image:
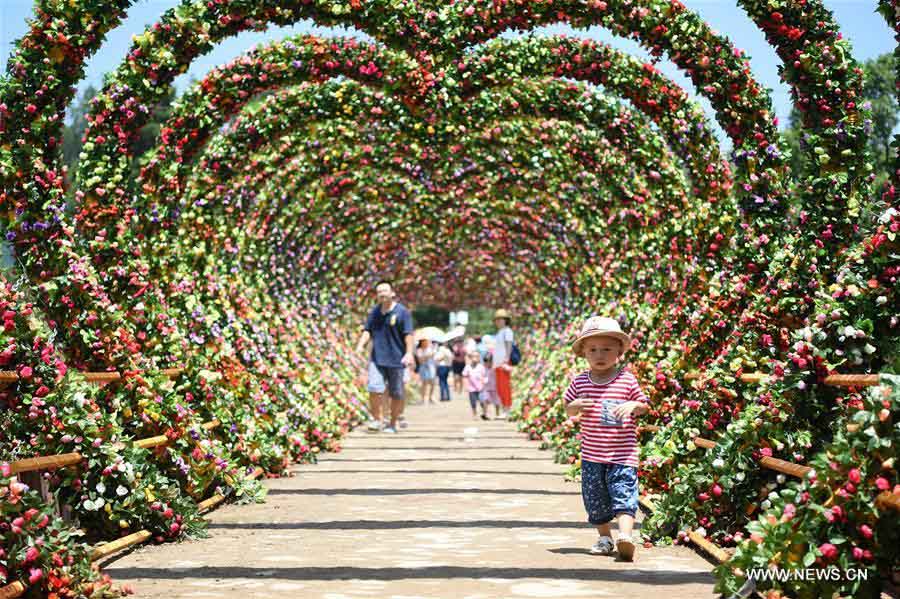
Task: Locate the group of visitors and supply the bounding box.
[355,281,515,432]
[411,338,455,403]
[412,310,514,419]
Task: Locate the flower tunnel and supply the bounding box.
[0,0,899,596]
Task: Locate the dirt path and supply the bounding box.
[103,394,719,598]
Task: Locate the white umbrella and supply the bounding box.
[442,325,466,344]
[415,326,446,342]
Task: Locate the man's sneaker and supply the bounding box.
[398,416,408,429]
[366,420,382,433]
[589,536,615,555]
[616,537,636,561]
[382,426,398,434]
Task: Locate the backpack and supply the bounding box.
[509,342,521,366]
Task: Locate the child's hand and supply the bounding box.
[569,397,595,411]
[611,401,645,420]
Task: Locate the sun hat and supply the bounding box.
[571,316,632,357]
[494,309,511,320]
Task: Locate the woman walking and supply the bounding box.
[451,339,466,395]
[492,309,515,417]
[434,342,453,402]
[415,339,437,404]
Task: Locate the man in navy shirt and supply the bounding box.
[355,281,414,433]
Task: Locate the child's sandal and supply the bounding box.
[616,538,635,561]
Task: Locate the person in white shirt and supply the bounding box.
[492,309,514,416]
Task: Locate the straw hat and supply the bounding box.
[494,309,511,321]
[571,316,631,357]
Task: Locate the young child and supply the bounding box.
[479,353,501,419]
[462,351,487,420]
[563,316,649,562]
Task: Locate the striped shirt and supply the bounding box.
[563,369,649,467]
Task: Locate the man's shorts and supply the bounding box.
[367,361,406,401]
[581,460,638,525]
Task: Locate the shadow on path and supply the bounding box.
[267,487,579,496]
[205,519,642,530]
[103,565,713,585]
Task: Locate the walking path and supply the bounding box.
[104,394,719,598]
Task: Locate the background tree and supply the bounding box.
[860,52,898,185]
[60,84,97,176]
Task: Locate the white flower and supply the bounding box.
[776,474,786,484]
[73,392,86,408]
[83,499,96,510]
[116,485,128,496]
[695,527,707,538]
[843,325,856,337]
[876,296,888,305]
[863,344,876,354]
[735,472,746,482]
[761,500,771,509]
[712,458,725,469]
[96,482,106,494]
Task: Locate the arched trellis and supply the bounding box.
[167,92,684,319]
[0,0,897,597]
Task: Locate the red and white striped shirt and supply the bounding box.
[563,369,649,467]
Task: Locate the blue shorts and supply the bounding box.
[367,362,406,401]
[581,460,638,525]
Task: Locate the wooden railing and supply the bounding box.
[683,370,881,387]
[0,367,185,385]
[640,370,898,566]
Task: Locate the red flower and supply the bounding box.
[848,468,861,484]
[819,543,838,561]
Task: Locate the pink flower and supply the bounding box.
[859,524,873,539]
[711,484,722,497]
[18,365,33,379]
[463,5,475,15]
[782,503,796,521]
[28,568,42,584]
[760,447,772,457]
[24,547,39,563]
[819,543,838,561]
[875,477,890,491]
[853,546,864,560]
[848,468,861,484]
[0,462,10,477]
